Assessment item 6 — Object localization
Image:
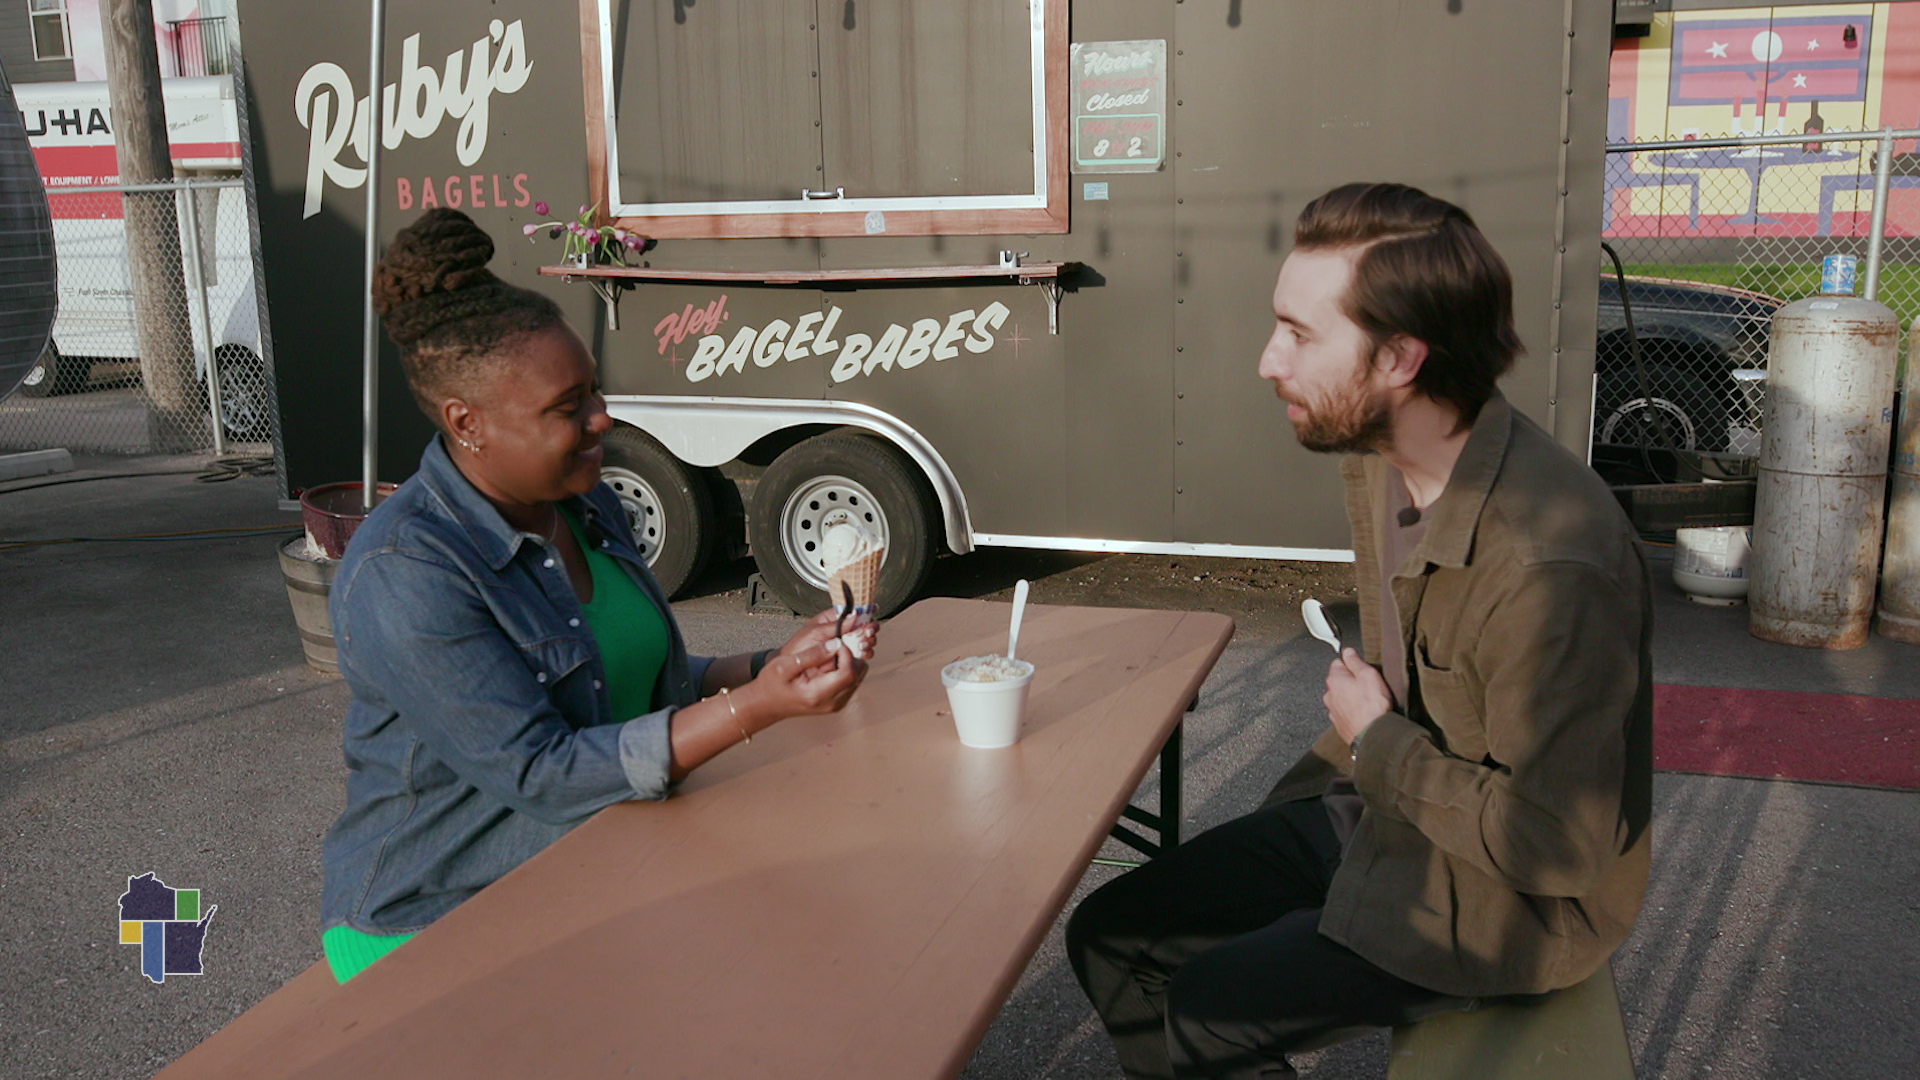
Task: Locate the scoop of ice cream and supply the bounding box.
[820,522,879,573]
[945,654,1034,683]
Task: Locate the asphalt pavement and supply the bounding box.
[1,454,1914,1079]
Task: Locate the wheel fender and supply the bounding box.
[1596,325,1731,374]
[603,397,973,554]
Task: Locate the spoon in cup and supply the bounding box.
[1008,579,1030,662]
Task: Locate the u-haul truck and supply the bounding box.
[14,76,267,438]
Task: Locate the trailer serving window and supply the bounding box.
[580,0,1069,239]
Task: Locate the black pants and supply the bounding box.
[1065,798,1475,1079]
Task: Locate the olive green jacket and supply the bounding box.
[1264,393,1654,998]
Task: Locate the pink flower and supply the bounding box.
[522,223,539,236]
[533,201,549,216]
[624,235,642,250]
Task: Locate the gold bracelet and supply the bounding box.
[718,686,750,744]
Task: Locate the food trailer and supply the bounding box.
[238,0,1612,612]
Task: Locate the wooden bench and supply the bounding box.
[1388,963,1635,1079]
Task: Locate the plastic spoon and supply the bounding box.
[1301,598,1342,654]
[1008,579,1030,661]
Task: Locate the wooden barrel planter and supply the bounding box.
[280,481,394,674]
[279,536,339,673]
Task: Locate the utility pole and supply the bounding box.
[99,0,198,448]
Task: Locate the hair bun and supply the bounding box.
[373,209,504,347]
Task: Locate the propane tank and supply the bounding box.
[1749,293,1900,648]
[1878,322,1920,644]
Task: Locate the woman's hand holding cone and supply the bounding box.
[777,608,879,666]
[746,640,866,719]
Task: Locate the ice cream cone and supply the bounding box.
[828,545,885,615]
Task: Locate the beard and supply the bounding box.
[1289,357,1394,454]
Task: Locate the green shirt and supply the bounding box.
[564,507,672,723]
[322,509,673,984]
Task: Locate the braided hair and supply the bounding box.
[371,208,564,423]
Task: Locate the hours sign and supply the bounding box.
[1070,40,1166,174]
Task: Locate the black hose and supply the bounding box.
[1601,241,1677,483]
[0,455,276,496]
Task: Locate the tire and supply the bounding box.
[16,342,55,397]
[1594,366,1722,453]
[18,342,81,398]
[212,345,272,441]
[748,433,938,617]
[599,425,713,598]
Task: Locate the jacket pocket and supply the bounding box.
[1413,649,1490,763]
[522,635,596,705]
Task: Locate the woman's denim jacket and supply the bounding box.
[320,437,712,934]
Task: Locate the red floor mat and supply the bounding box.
[1655,684,1920,790]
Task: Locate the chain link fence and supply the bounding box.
[1600,129,1915,475]
[0,177,277,458]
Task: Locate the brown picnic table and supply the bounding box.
[156,597,1235,1080]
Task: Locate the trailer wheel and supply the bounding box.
[748,433,936,617]
[599,426,713,598]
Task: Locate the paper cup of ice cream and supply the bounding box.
[941,654,1036,748]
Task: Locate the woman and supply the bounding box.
[320,208,872,983]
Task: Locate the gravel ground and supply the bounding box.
[2,457,1915,1078]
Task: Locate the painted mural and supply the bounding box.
[1607,3,1920,238]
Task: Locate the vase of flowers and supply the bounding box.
[523,201,651,268]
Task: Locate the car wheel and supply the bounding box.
[599,426,713,598]
[18,342,83,397]
[213,345,272,441]
[747,433,937,617]
[17,342,56,397]
[1595,367,1720,452]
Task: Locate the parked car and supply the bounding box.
[1593,273,1785,463]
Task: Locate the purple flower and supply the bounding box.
[533,201,549,216]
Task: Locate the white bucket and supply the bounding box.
[940,659,1035,748]
[1674,525,1752,605]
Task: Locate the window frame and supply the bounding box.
[576,0,1070,240]
[28,0,70,63]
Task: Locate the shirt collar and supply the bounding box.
[416,436,608,571]
[1403,391,1513,571]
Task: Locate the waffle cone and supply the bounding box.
[827,546,885,612]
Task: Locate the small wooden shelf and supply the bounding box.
[537,261,1070,286]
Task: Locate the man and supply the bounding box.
[1066,182,1653,1079]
